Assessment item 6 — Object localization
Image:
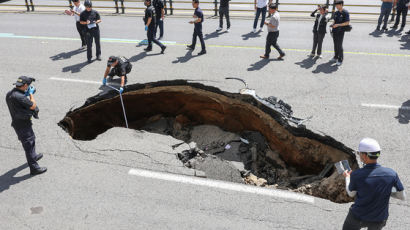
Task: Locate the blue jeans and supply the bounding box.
[253,6,267,29]
[377,3,392,29]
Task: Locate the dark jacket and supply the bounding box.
[311,10,329,34]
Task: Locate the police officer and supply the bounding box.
[187,0,206,55]
[144,0,166,53]
[342,138,406,230]
[102,56,132,94]
[80,0,102,63]
[330,0,350,66]
[153,0,165,39]
[6,76,47,176]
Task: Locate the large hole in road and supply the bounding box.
[59,80,357,203]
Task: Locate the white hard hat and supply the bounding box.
[358,138,381,153]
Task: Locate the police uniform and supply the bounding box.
[80,6,101,62]
[153,0,164,38]
[108,56,132,84]
[144,4,166,52]
[332,7,350,63]
[5,76,46,175]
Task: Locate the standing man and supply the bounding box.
[259,4,285,60]
[253,0,271,33]
[342,138,406,230]
[187,0,206,55]
[70,0,86,49]
[377,0,394,31]
[216,0,230,32]
[310,5,330,58]
[102,56,133,94]
[331,0,350,66]
[6,76,47,176]
[80,0,102,63]
[144,0,166,53]
[391,0,409,30]
[153,0,165,40]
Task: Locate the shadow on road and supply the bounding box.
[62,60,90,73]
[248,58,281,71]
[241,31,262,40]
[128,51,161,62]
[50,48,86,61]
[204,31,228,40]
[295,56,318,69]
[395,100,410,124]
[0,163,31,193]
[399,34,409,50]
[368,30,383,38]
[172,50,198,63]
[385,29,403,38]
[312,61,338,74]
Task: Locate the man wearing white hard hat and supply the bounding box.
[342,138,406,230]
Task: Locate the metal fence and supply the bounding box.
[1,0,390,18]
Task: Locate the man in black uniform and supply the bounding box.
[187,0,206,55]
[6,76,47,176]
[102,56,133,94]
[80,0,102,63]
[391,0,409,31]
[310,5,330,58]
[144,0,166,53]
[331,0,350,66]
[216,0,230,32]
[153,0,165,39]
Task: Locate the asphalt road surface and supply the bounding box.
[0,12,409,229]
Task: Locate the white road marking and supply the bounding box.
[49,77,100,85]
[361,103,410,110]
[128,168,315,204]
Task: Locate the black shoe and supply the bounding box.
[30,167,47,176]
[87,59,92,63]
[144,47,152,52]
[161,46,166,54]
[277,53,285,60]
[186,45,194,50]
[391,25,398,29]
[96,56,101,61]
[398,27,404,31]
[376,27,380,31]
[35,153,43,162]
[198,50,206,55]
[406,31,410,35]
[382,27,387,31]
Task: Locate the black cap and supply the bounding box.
[84,0,92,7]
[107,56,117,65]
[13,76,34,87]
[269,3,277,9]
[335,0,344,5]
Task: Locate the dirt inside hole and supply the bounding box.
[58,80,358,203]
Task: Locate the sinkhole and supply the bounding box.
[58,80,358,203]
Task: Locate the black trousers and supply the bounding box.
[264,31,284,57]
[343,209,387,230]
[155,19,164,38]
[219,6,230,28]
[13,125,40,171]
[192,25,206,51]
[332,31,345,62]
[147,27,165,49]
[312,32,325,55]
[76,21,86,46]
[393,7,408,28]
[86,27,101,61]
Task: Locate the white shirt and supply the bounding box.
[256,0,269,9]
[316,14,330,32]
[73,4,85,22]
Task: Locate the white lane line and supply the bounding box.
[128,168,315,204]
[49,77,100,85]
[361,103,410,110]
